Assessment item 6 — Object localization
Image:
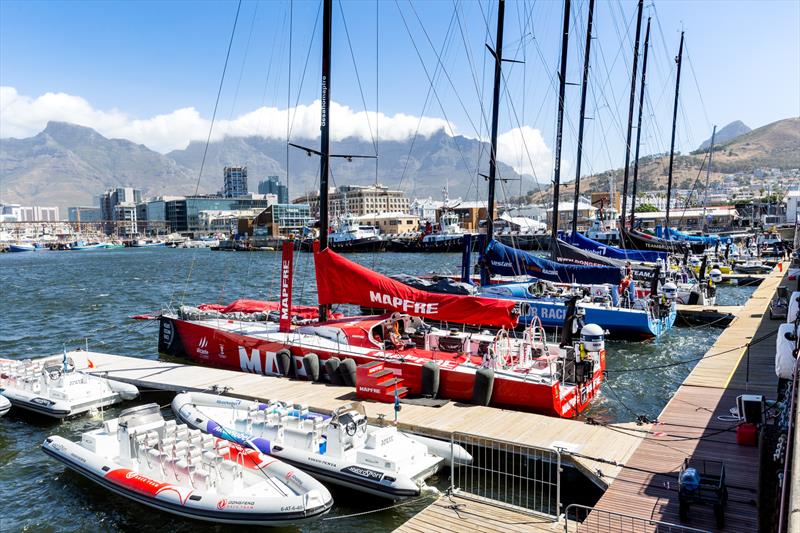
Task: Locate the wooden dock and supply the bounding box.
[395,493,565,533]
[77,351,644,490]
[396,263,788,533]
[589,262,787,532]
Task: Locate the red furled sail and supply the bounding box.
[314,246,518,329]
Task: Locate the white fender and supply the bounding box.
[788,292,800,324]
[776,323,798,379]
[0,394,10,416]
[106,380,140,401]
[401,432,473,465]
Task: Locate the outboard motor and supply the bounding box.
[659,281,678,318]
[662,282,678,301]
[580,323,605,353]
[573,323,603,385]
[709,268,723,284]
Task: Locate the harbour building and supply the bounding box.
[156,195,275,235]
[223,166,248,198]
[67,206,102,223]
[296,184,410,218]
[257,176,289,204]
[99,188,142,235]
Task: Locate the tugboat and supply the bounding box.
[389,211,470,253]
[300,214,387,253]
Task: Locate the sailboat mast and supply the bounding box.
[701,125,717,234]
[486,0,506,241]
[550,0,571,260]
[570,0,595,235]
[629,17,651,228]
[318,0,332,251]
[665,31,684,231]
[619,0,644,229]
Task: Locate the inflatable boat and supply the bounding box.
[0,354,139,418]
[42,403,333,525]
[172,392,470,499]
[0,394,9,417]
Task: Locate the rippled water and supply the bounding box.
[0,248,756,531]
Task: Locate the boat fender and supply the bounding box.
[107,380,140,401]
[421,362,440,398]
[276,349,293,377]
[788,292,800,324]
[338,358,357,387]
[324,357,342,385]
[302,353,321,382]
[776,323,797,379]
[471,368,494,406]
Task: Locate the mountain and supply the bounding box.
[168,129,526,201]
[697,120,751,151]
[1,122,530,210]
[528,117,800,203]
[0,122,195,209]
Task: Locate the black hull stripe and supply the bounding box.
[42,446,332,524]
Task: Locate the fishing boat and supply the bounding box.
[8,243,36,253]
[0,394,9,417]
[389,211,470,253]
[0,351,139,418]
[172,392,467,498]
[42,403,333,525]
[132,239,166,247]
[300,214,387,253]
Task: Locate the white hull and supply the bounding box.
[172,392,458,499]
[42,404,332,525]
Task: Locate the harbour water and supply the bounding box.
[0,248,756,531]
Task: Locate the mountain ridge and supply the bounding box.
[0,122,529,210]
[1,117,797,211]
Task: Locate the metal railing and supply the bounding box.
[450,431,561,518]
[563,504,711,533]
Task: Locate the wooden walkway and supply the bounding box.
[75,351,643,490]
[590,262,787,532]
[395,494,565,533]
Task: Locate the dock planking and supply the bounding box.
[589,262,788,532]
[70,350,644,490]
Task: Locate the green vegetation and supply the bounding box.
[635,203,659,213]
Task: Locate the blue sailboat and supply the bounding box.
[476,239,676,339]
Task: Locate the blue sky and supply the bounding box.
[1,0,799,186]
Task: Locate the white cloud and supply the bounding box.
[496,125,560,182]
[0,86,452,153]
[0,86,555,181]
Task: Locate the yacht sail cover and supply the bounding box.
[484,239,624,285]
[314,248,518,328]
[563,231,667,262]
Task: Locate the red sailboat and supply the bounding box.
[159,242,606,417]
[157,0,605,418]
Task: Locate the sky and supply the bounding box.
[1,0,799,195]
